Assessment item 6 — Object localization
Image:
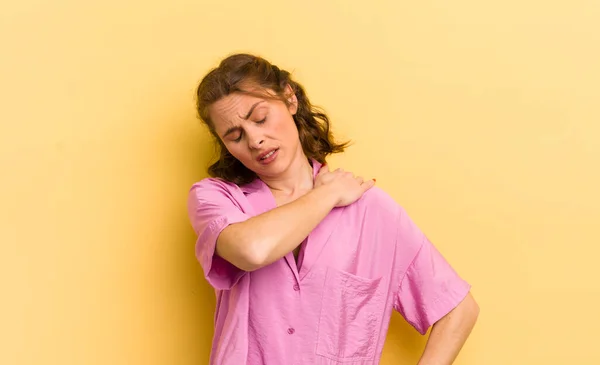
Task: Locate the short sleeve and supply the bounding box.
[393,207,471,335]
[187,178,251,290]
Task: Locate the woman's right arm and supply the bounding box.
[216,167,375,271]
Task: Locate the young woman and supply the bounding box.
[188,53,479,365]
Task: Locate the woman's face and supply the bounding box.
[209,87,302,179]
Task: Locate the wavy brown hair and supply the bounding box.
[195,53,349,185]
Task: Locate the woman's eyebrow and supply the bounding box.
[240,101,264,120]
[222,125,241,138]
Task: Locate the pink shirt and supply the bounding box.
[187,160,471,365]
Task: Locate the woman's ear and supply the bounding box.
[284,84,298,115]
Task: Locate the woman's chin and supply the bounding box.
[255,158,288,178]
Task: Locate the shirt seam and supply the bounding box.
[393,213,427,332]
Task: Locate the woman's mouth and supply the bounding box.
[257,148,279,164]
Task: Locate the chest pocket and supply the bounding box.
[316,267,386,362]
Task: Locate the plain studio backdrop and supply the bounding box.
[1,1,599,364]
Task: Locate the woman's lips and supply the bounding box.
[257,148,279,164]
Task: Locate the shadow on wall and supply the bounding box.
[379,312,429,363]
[167,114,218,362]
[187,129,219,360]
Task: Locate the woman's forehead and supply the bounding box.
[213,92,259,116]
[209,92,268,131]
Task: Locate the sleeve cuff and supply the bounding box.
[196,211,249,290]
[416,279,472,335]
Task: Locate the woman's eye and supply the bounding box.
[256,117,267,124]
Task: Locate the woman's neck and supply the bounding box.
[260,153,314,200]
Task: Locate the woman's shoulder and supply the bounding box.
[189,177,237,192]
[355,186,403,216]
[188,177,247,205]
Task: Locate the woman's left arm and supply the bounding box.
[417,292,480,365]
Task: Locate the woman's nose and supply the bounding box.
[248,135,264,149]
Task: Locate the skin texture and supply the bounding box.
[417,292,479,365]
[208,85,479,363]
[209,86,308,195]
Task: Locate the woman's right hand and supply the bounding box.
[314,164,376,207]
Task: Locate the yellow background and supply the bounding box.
[2,0,599,364]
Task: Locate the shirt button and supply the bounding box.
[287,327,295,334]
[293,284,300,291]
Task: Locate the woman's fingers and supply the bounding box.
[361,178,376,192]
